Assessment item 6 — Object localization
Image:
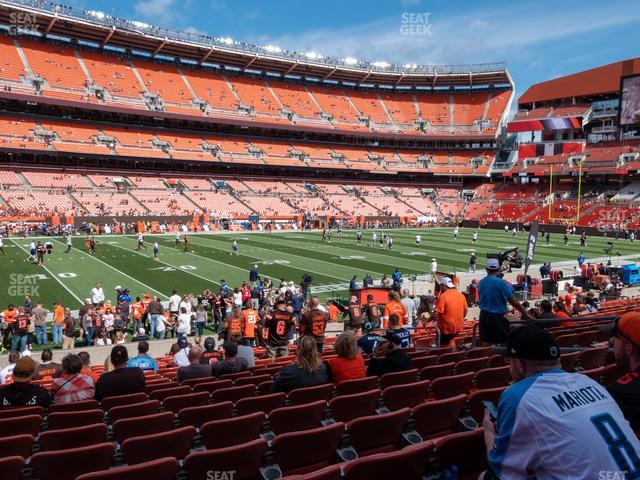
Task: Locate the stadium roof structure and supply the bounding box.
[0,0,512,89]
[519,57,640,107]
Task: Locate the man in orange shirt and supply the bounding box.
[52,302,65,345]
[242,306,259,347]
[130,297,145,334]
[327,301,340,323]
[382,291,406,329]
[433,278,468,349]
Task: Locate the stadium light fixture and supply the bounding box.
[305,51,322,60]
[219,37,234,45]
[373,61,390,68]
[403,63,418,69]
[344,57,358,65]
[264,45,282,53]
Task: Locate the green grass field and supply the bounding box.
[1,227,638,309]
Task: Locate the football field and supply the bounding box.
[1,227,638,308]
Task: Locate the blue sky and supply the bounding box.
[66,0,639,98]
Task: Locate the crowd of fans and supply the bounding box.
[1,255,640,477]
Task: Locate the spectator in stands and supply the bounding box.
[176,345,212,383]
[478,259,531,344]
[366,331,413,377]
[173,335,191,367]
[325,332,365,384]
[433,278,468,349]
[387,314,411,348]
[400,290,415,325]
[78,351,100,383]
[300,296,329,352]
[483,325,640,479]
[50,354,95,404]
[211,341,249,377]
[62,308,75,350]
[382,291,406,329]
[0,356,50,408]
[32,349,62,381]
[264,297,294,358]
[230,334,255,368]
[201,337,221,365]
[603,312,640,432]
[31,301,48,346]
[270,335,328,393]
[94,345,145,401]
[132,327,150,342]
[0,352,18,385]
[126,341,158,372]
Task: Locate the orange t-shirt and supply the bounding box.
[53,305,65,324]
[131,302,144,320]
[242,309,258,339]
[3,309,17,324]
[328,304,340,323]
[433,289,467,335]
[383,300,406,329]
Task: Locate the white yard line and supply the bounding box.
[49,238,168,299]
[105,239,220,286]
[10,239,84,305]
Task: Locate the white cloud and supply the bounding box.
[256,0,640,67]
[134,0,180,24]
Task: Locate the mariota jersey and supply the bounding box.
[489,369,640,480]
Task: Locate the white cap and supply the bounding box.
[432,258,436,261]
[115,286,122,291]
[138,327,146,335]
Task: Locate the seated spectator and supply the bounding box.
[533,300,560,327]
[0,357,50,408]
[132,327,150,342]
[173,335,191,367]
[200,337,221,365]
[78,351,100,383]
[50,354,95,404]
[387,314,411,348]
[211,341,249,377]
[32,349,62,381]
[126,341,158,372]
[325,332,365,384]
[230,334,255,368]
[0,352,19,384]
[177,345,212,383]
[366,331,414,377]
[483,325,640,479]
[270,335,328,393]
[95,345,145,401]
[357,323,384,355]
[604,312,640,432]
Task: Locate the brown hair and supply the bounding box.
[334,332,357,360]
[296,335,321,374]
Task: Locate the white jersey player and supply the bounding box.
[453,227,459,239]
[370,231,377,247]
[416,234,421,246]
[472,231,478,243]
